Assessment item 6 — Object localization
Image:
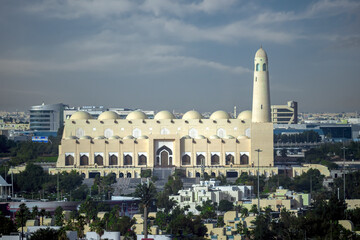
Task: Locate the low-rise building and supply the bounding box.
[170,179,252,214]
[243,187,310,212]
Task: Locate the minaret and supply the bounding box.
[252,47,271,123]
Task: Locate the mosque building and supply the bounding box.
[50,48,278,179]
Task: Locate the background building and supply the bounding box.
[29,103,65,133]
[271,101,298,124]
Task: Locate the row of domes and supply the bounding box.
[70,110,252,121]
[66,135,249,140]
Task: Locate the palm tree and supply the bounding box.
[240,207,249,218]
[134,180,156,239]
[39,209,46,226]
[31,206,39,225]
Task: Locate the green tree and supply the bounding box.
[156,191,176,213]
[39,209,47,226]
[196,200,217,220]
[134,180,157,239]
[218,199,234,212]
[251,213,275,240]
[164,174,183,195]
[54,206,64,226]
[30,227,59,240]
[15,203,30,237]
[240,207,249,218]
[90,217,105,238]
[79,197,98,223]
[0,212,17,235]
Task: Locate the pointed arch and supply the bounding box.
[182,154,191,165]
[80,155,89,166]
[211,154,220,165]
[256,63,260,71]
[124,154,132,165]
[156,145,173,155]
[263,63,266,71]
[95,154,103,166]
[197,154,205,166]
[65,155,74,166]
[109,154,118,165]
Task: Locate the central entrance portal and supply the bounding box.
[156,146,173,167]
[155,141,174,167]
[161,150,169,166]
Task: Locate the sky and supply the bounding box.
[0,0,359,114]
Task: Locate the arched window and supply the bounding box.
[182,154,191,165]
[133,128,141,138]
[195,172,201,178]
[256,63,260,71]
[211,172,216,177]
[95,155,103,166]
[226,154,234,165]
[161,128,170,135]
[127,172,132,178]
[65,155,74,166]
[119,173,124,178]
[75,128,85,138]
[211,154,220,165]
[197,154,205,166]
[124,155,132,165]
[263,63,266,71]
[138,154,147,165]
[217,128,226,138]
[240,154,249,165]
[189,128,198,138]
[104,128,113,138]
[80,155,89,166]
[109,155,118,165]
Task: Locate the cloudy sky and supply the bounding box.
[0,0,359,113]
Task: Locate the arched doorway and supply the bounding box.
[161,150,169,167]
[156,145,173,167]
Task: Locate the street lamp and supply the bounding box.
[341,146,347,200]
[255,149,262,214]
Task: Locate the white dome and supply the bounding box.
[155,111,175,120]
[210,135,220,139]
[195,135,206,139]
[182,135,192,139]
[65,136,78,140]
[70,111,93,120]
[98,111,119,120]
[109,135,121,139]
[237,110,252,120]
[94,136,106,140]
[123,135,134,140]
[137,135,149,139]
[79,135,92,140]
[255,47,267,58]
[182,110,203,120]
[224,135,235,139]
[237,135,249,140]
[210,110,231,120]
[126,111,148,120]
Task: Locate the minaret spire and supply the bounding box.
[252,47,271,123]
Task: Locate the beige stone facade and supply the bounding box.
[50,48,277,178]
